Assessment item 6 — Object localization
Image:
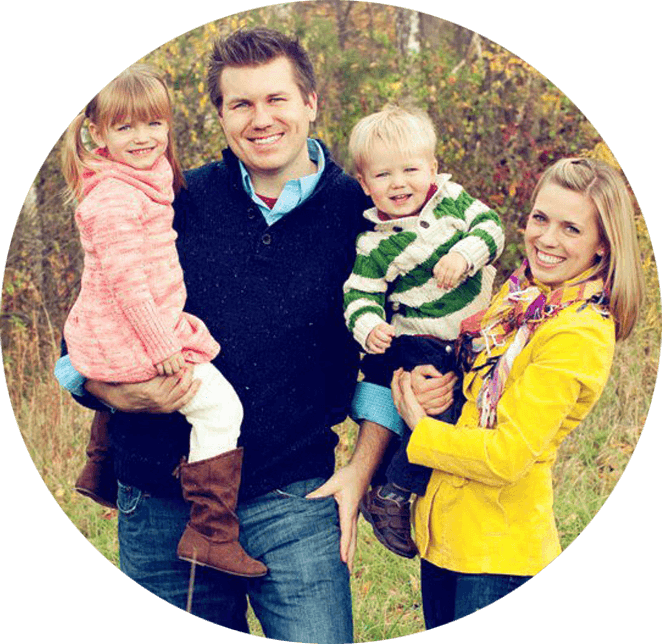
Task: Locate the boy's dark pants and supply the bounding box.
[362,335,465,496]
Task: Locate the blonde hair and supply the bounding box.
[532,157,645,340]
[61,64,185,201]
[348,105,437,173]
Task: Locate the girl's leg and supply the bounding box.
[181,362,243,462]
[176,362,267,577]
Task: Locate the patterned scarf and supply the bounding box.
[458,261,609,428]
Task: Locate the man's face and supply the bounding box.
[218,56,317,185]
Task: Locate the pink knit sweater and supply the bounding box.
[64,151,219,382]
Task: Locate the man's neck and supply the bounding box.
[248,155,318,198]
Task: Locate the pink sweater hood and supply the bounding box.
[64,152,219,382]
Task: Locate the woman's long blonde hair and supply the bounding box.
[532,157,645,340]
[61,64,185,202]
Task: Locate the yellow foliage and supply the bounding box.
[589,142,621,170]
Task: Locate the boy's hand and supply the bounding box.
[155,351,185,376]
[433,252,469,290]
[366,323,395,354]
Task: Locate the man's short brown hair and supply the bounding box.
[207,28,317,111]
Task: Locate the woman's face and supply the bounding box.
[524,182,605,288]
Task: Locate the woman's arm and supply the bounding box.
[393,312,614,487]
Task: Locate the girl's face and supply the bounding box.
[89,117,169,171]
[524,182,605,288]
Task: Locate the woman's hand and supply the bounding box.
[391,368,428,430]
[410,364,457,416]
[84,365,200,413]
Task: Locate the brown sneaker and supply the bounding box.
[359,486,417,558]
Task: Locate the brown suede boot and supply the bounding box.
[177,448,267,577]
[74,410,117,509]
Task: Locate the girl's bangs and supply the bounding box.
[100,76,172,128]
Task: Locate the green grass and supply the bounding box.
[4,292,659,640]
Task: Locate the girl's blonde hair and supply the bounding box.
[348,104,437,174]
[61,64,185,201]
[532,157,645,340]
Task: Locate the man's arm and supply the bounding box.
[306,419,391,571]
[84,370,200,414]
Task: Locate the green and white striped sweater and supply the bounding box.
[343,174,504,352]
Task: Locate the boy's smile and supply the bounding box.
[357,144,437,218]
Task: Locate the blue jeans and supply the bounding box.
[420,559,531,627]
[117,477,353,643]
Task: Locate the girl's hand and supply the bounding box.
[391,368,428,430]
[155,351,186,376]
[366,323,396,354]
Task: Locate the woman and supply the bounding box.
[391,157,645,627]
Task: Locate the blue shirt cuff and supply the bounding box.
[54,355,87,397]
[351,381,405,437]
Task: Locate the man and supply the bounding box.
[67,28,392,643]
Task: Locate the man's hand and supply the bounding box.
[84,365,200,413]
[306,420,391,572]
[306,463,364,572]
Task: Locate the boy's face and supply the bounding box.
[357,144,437,218]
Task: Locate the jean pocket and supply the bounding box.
[274,477,327,501]
[116,481,145,515]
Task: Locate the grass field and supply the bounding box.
[3,291,659,641]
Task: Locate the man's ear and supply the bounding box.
[306,92,318,122]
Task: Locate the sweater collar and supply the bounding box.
[238,139,326,224]
[361,173,453,227]
[83,148,174,204]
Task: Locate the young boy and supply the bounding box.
[343,105,504,557]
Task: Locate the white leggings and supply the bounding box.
[178,362,243,462]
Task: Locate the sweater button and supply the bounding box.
[419,220,430,229]
[261,233,272,245]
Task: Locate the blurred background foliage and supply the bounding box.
[3,1,656,360]
[1,4,658,640]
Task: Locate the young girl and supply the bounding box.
[61,64,266,578]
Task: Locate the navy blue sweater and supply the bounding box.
[96,143,369,501]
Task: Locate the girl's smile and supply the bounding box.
[89,118,169,170]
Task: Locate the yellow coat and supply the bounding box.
[407,281,615,576]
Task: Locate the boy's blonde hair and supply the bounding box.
[532,157,645,340]
[61,64,185,202]
[348,105,437,173]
